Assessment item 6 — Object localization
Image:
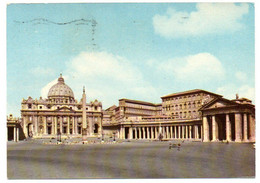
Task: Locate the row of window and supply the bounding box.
[126,103,157,110]
[125,108,156,115]
[28,116,99,123]
[27,104,99,111]
[173,111,198,119]
[49,98,74,104]
[164,101,201,111]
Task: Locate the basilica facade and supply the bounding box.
[18,74,255,143]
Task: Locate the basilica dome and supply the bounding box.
[47,74,74,99]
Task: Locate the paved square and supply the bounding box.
[7,140,255,179]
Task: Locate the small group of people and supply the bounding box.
[169,143,181,151]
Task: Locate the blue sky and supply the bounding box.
[6,3,255,117]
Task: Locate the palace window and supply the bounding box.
[28,104,32,109]
[188,111,191,118]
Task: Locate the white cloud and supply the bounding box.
[40,79,57,99]
[216,84,255,102]
[235,71,247,82]
[66,51,143,84]
[41,51,160,108]
[153,3,249,38]
[159,52,225,83]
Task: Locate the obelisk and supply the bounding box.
[82,86,88,141]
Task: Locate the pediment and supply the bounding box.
[207,101,232,109]
[200,98,238,111]
[56,106,74,112]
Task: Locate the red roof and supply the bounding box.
[161,89,222,99]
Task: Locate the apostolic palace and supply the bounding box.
[7,74,255,143]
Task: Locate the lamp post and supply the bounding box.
[113,132,116,142]
[102,132,104,142]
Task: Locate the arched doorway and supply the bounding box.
[94,124,99,133]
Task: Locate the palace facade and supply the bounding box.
[103,90,255,143]
[15,74,255,143]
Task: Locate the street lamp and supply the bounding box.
[102,132,104,142]
[113,132,116,142]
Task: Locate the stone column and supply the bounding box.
[129,127,133,139]
[54,116,57,135]
[155,127,158,139]
[174,126,177,139]
[178,126,181,139]
[147,127,150,139]
[249,114,255,142]
[243,113,248,141]
[72,117,75,135]
[43,116,47,135]
[135,127,138,139]
[225,114,231,142]
[203,116,210,142]
[67,116,70,135]
[13,127,17,142]
[35,116,38,136]
[16,127,19,141]
[120,126,123,139]
[51,117,53,135]
[166,126,169,139]
[212,116,219,141]
[189,126,192,139]
[182,126,185,139]
[194,125,197,139]
[23,116,28,138]
[142,127,146,139]
[138,127,141,139]
[200,125,203,139]
[150,127,154,139]
[235,113,242,142]
[170,126,173,139]
[186,125,188,139]
[60,117,63,134]
[75,117,78,134]
[196,125,199,139]
[123,127,125,139]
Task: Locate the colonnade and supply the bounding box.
[203,113,255,142]
[121,124,202,140]
[23,115,83,137]
[8,126,19,142]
